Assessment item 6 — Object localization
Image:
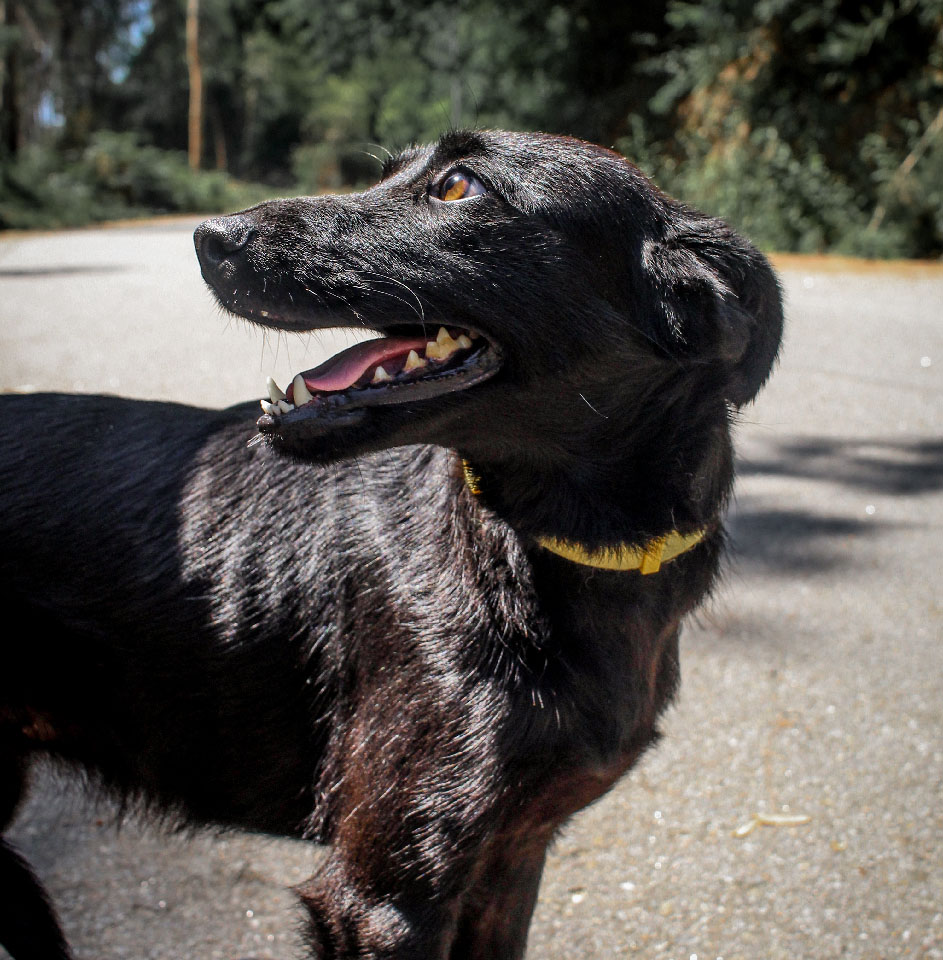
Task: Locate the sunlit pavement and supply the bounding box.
[1,222,941,960]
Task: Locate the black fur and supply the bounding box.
[0,130,782,959]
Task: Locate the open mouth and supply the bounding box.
[256,326,502,437]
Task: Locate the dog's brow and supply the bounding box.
[380,132,486,187]
[381,147,425,181]
[430,130,486,170]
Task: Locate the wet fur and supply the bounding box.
[0,130,782,959]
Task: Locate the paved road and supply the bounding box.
[0,221,941,960]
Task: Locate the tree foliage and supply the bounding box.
[1,0,941,256]
[619,0,943,257]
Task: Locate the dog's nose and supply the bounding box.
[194,216,256,269]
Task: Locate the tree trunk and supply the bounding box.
[186,0,202,170]
[211,99,228,171]
[0,0,21,158]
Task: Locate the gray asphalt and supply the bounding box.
[0,221,940,960]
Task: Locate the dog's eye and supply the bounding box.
[437,171,486,202]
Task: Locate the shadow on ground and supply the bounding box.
[737,436,943,496]
[727,435,938,574]
[0,265,131,278]
[727,507,897,574]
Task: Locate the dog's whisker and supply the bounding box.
[578,392,608,419]
[361,273,426,325]
[360,282,425,323]
[365,141,395,163]
[360,149,385,168]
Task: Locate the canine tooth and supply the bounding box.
[292,374,313,405]
[404,349,426,372]
[260,399,276,415]
[431,327,465,359]
[266,377,286,403]
[426,336,460,361]
[435,327,463,352]
[277,399,293,414]
[372,365,392,383]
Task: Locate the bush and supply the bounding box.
[616,0,943,259]
[0,132,269,230]
[617,116,903,258]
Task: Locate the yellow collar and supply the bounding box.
[461,458,706,575]
[536,529,707,574]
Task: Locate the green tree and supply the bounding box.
[2,0,941,255]
[617,0,943,256]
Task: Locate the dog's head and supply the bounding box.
[195,130,782,468]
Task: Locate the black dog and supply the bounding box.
[0,129,782,960]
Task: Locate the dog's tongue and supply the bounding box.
[299,334,429,392]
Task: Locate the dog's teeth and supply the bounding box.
[292,375,313,405]
[372,365,392,383]
[266,377,286,403]
[404,349,427,372]
[260,399,276,415]
[426,333,460,361]
[426,327,470,361]
[277,399,293,414]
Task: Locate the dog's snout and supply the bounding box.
[194,216,256,269]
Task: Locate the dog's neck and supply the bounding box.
[461,458,707,574]
[454,365,735,558]
[456,407,731,575]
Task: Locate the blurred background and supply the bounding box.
[1,0,941,258]
[2,4,942,959]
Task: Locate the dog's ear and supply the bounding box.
[640,213,784,407]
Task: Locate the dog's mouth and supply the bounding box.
[256,325,501,438]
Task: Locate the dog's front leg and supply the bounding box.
[296,825,550,960]
[449,832,549,960]
[297,850,464,960]
[0,839,74,960]
[294,711,496,959]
